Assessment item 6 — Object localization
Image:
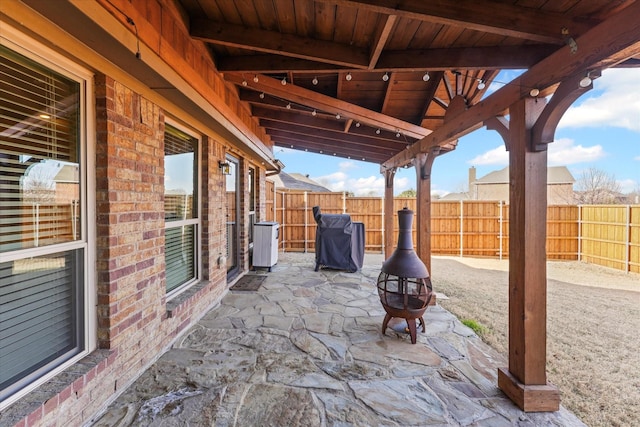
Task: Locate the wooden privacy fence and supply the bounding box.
[265,190,639,274]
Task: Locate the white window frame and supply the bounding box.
[164,119,201,300]
[0,23,96,411]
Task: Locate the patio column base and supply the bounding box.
[498,368,560,412]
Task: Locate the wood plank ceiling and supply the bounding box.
[179,0,637,165]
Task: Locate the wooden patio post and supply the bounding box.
[383,167,396,258]
[413,148,440,275]
[496,97,560,412]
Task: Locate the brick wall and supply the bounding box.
[2,76,234,427]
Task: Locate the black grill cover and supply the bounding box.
[313,206,365,272]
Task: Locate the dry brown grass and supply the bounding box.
[432,257,640,427]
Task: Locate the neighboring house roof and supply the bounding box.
[439,191,470,201]
[53,164,79,183]
[269,172,332,192]
[475,166,575,185]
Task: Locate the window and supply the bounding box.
[0,37,93,407]
[164,124,199,295]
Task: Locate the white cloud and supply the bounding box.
[635,156,640,161]
[312,172,388,196]
[548,138,605,165]
[468,145,508,166]
[618,178,638,193]
[468,138,605,168]
[559,69,640,132]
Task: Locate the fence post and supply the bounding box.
[459,200,464,257]
[577,205,582,262]
[304,192,308,253]
[380,196,385,253]
[281,191,286,252]
[625,205,631,273]
[499,200,504,260]
[342,191,346,213]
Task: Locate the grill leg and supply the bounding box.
[381,313,392,335]
[406,319,417,344]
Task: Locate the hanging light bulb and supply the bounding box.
[579,73,592,88]
[382,72,389,82]
[281,77,287,85]
[375,128,381,134]
[286,102,292,109]
[336,113,341,120]
[529,88,540,97]
[396,131,401,138]
[477,80,486,90]
[355,122,361,127]
[312,76,319,85]
[422,72,430,82]
[346,72,352,81]
[311,109,317,116]
[253,75,259,83]
[259,92,265,99]
[242,79,248,86]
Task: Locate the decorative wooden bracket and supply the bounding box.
[413,147,441,180]
[485,116,510,150]
[384,167,397,188]
[530,70,600,151]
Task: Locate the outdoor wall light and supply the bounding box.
[218,161,231,175]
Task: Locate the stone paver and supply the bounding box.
[91,253,585,427]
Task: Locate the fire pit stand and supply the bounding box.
[377,208,433,344]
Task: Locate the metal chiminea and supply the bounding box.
[377,208,433,344]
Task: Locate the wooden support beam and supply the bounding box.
[413,148,440,275]
[217,45,555,73]
[317,0,596,44]
[381,0,640,172]
[226,73,431,139]
[494,97,560,412]
[384,168,396,258]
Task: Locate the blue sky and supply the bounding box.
[275,68,639,196]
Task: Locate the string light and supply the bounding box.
[336,113,341,119]
[355,122,360,127]
[311,109,317,116]
[346,72,352,81]
[529,88,540,97]
[286,103,292,109]
[259,92,265,99]
[253,75,259,83]
[242,79,247,86]
[281,77,287,85]
[382,72,389,82]
[312,76,319,85]
[422,72,430,82]
[477,80,486,90]
[375,128,381,134]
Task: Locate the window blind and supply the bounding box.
[0,250,83,399]
[165,225,195,293]
[1,45,80,253]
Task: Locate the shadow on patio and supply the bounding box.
[92,253,583,426]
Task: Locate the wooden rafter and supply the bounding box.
[191,19,370,69]
[316,0,597,44]
[226,73,431,139]
[368,14,397,69]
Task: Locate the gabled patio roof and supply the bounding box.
[180,0,640,166]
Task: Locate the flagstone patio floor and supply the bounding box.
[91,252,585,426]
